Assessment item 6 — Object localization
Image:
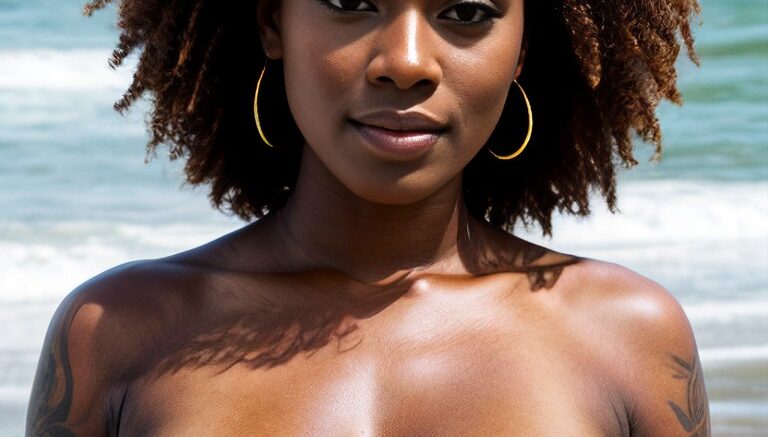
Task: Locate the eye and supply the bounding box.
[441,2,502,26]
[315,0,502,27]
[318,0,377,13]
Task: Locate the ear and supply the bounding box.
[514,34,528,80]
[256,0,283,60]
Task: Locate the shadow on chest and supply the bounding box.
[120,318,618,436]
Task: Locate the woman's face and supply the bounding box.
[259,0,525,204]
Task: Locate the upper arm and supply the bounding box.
[26,259,200,436]
[608,275,711,436]
[24,260,161,437]
[25,288,120,437]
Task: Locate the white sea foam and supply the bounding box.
[0,49,136,90]
[0,386,30,405]
[700,344,768,364]
[0,240,128,302]
[0,220,240,302]
[683,299,768,323]
[517,180,768,247]
[710,401,768,420]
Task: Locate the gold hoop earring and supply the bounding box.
[488,80,533,160]
[254,59,276,148]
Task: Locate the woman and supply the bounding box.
[27,0,709,434]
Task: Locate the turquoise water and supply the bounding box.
[0,0,766,435]
[630,0,768,181]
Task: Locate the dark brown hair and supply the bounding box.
[84,0,700,235]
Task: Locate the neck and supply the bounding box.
[271,147,476,283]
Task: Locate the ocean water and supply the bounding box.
[0,0,766,435]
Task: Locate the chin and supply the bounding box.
[339,172,453,207]
[302,138,462,207]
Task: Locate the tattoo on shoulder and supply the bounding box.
[27,317,76,437]
[667,353,710,437]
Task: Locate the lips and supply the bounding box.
[351,110,449,133]
[350,120,444,158]
[349,109,448,158]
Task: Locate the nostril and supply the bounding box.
[376,75,435,89]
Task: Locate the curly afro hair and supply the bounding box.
[83,0,700,235]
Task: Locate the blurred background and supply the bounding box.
[0,0,766,435]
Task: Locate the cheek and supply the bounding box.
[280,14,363,147]
[449,43,522,157]
[282,43,335,147]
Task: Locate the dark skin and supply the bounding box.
[26,0,710,435]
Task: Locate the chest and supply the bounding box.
[117,322,623,436]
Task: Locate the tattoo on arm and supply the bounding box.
[27,318,76,437]
[667,354,710,437]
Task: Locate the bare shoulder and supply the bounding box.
[559,258,696,352]
[557,258,687,320]
[555,258,711,436]
[506,245,697,355]
[25,257,218,436]
[477,232,710,435]
[25,222,287,435]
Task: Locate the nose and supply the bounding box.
[366,10,443,90]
